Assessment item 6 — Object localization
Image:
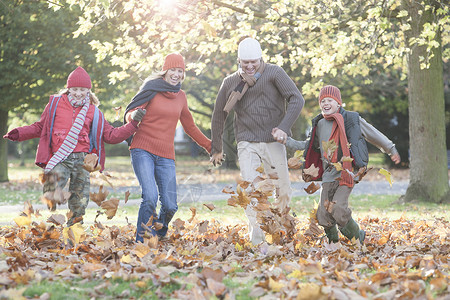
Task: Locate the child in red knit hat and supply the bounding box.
[282,85,400,245]
[3,66,146,226]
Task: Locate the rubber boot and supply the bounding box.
[324,225,339,243]
[339,218,365,244]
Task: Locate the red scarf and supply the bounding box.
[323,113,354,187]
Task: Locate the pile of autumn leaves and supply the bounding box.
[0,151,449,299]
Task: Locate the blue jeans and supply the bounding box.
[131,148,178,242]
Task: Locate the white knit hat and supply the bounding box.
[238,38,262,60]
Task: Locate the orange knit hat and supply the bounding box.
[162,53,185,71]
[318,85,342,105]
[67,66,92,89]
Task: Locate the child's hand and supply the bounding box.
[131,108,146,122]
[3,129,19,141]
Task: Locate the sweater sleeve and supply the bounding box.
[273,67,305,134]
[16,103,49,141]
[180,100,211,154]
[210,78,232,154]
[102,115,139,144]
[286,137,307,151]
[360,117,397,155]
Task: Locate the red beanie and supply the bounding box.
[319,85,342,105]
[162,53,185,71]
[67,66,92,89]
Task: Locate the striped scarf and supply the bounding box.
[44,94,90,174]
[323,113,354,188]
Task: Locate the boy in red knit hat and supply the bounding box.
[282,85,400,244]
[4,66,146,226]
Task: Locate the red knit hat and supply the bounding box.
[67,66,92,89]
[318,85,342,105]
[162,53,185,71]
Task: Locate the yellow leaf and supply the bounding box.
[63,223,85,245]
[235,243,243,251]
[331,162,343,171]
[121,254,132,264]
[379,168,393,187]
[255,164,264,173]
[268,277,284,292]
[287,269,305,280]
[14,216,31,227]
[296,282,322,300]
[294,150,304,159]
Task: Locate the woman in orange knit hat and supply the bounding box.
[124,53,211,243]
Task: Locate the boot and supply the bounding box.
[324,225,339,243]
[339,218,365,244]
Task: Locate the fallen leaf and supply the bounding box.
[304,182,320,194]
[303,164,319,178]
[83,153,100,172]
[125,190,130,203]
[47,214,65,226]
[379,168,393,187]
[90,185,109,206]
[100,198,119,219]
[203,203,215,211]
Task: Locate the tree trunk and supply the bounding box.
[0,109,9,182]
[403,1,449,203]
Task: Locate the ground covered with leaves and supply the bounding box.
[0,206,449,299]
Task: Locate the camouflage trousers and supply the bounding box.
[43,152,90,225]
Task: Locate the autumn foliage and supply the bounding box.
[1,196,449,299]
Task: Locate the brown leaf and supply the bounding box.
[203,203,215,211]
[124,190,130,203]
[221,186,235,194]
[47,214,66,226]
[304,182,320,194]
[288,156,303,169]
[206,278,227,297]
[202,267,226,282]
[188,207,196,223]
[255,164,264,173]
[100,198,119,219]
[90,185,109,206]
[303,164,320,178]
[153,222,163,231]
[83,153,100,172]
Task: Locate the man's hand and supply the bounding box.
[271,127,287,144]
[130,108,146,122]
[210,152,225,167]
[390,153,401,164]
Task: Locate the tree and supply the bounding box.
[53,0,449,202]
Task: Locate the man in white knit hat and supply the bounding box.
[210,37,305,244]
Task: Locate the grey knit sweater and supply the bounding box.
[211,63,304,154]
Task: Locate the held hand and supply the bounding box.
[271,127,287,144]
[390,153,401,164]
[210,152,225,167]
[131,108,146,122]
[3,129,19,141]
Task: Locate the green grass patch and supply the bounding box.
[22,278,156,300]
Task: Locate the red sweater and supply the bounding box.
[127,90,211,159]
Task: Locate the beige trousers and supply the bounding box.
[237,141,292,244]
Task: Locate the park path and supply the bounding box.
[0,179,409,214]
